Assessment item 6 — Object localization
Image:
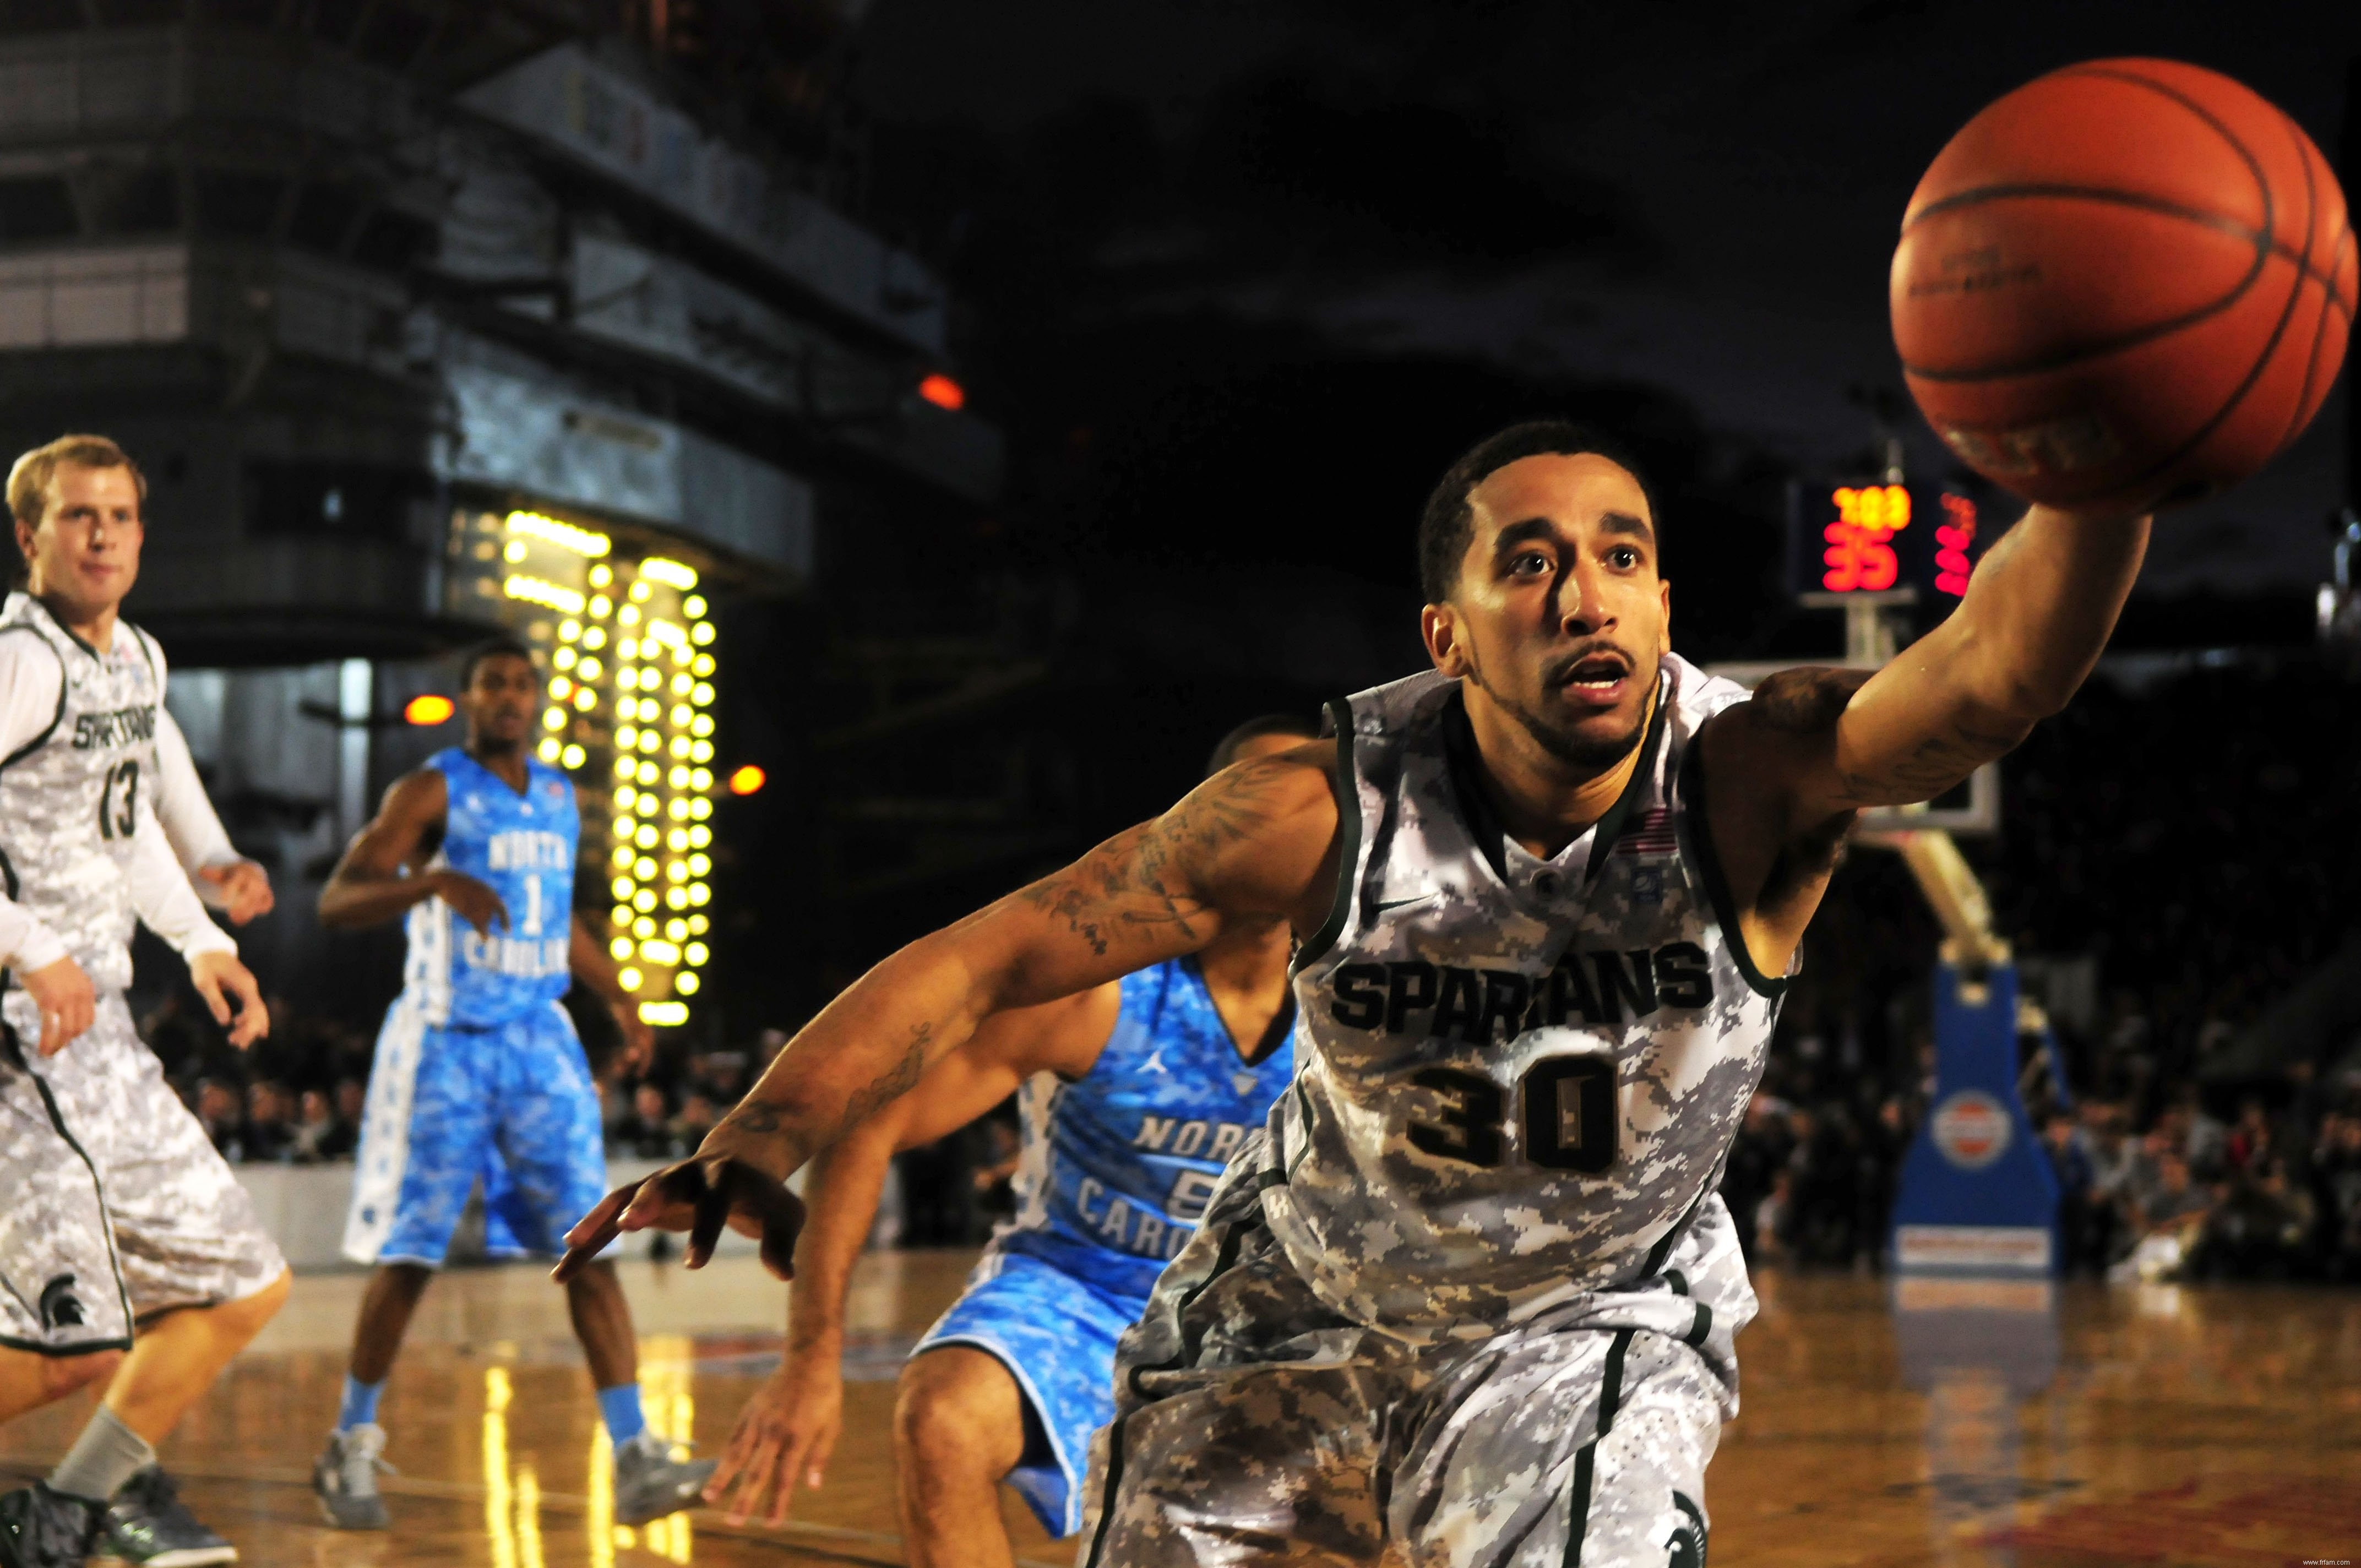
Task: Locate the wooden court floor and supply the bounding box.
[1,1253,2354,1566]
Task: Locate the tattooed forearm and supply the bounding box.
[833,1023,931,1139]
[715,1021,936,1172]
[1016,752,1306,954]
[1834,716,2029,805]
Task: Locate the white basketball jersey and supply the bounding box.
[0,593,164,994]
[1261,656,1786,1343]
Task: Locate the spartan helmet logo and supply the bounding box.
[39,1275,86,1330]
[1666,1491,1708,1567]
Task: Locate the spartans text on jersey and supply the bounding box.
[72,705,155,750]
[1325,943,1715,1043]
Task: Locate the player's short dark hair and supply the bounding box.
[1207,712,1321,776]
[1416,421,1661,605]
[459,635,537,689]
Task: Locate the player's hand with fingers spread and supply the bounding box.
[429,869,508,937]
[20,954,95,1057]
[707,1343,844,1526]
[198,859,275,925]
[554,1151,807,1282]
[188,950,270,1049]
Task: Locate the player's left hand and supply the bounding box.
[198,859,275,925]
[553,1155,805,1282]
[189,950,269,1049]
[613,1007,656,1075]
[706,1343,844,1525]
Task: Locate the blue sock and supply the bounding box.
[337,1375,384,1431]
[597,1383,646,1445]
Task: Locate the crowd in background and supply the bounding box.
[139,661,2361,1281]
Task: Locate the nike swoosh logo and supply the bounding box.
[1373,892,1439,913]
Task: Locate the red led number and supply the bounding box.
[1820,484,1910,592]
[1934,494,1976,597]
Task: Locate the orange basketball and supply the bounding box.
[1891,58,2354,513]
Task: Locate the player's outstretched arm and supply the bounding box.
[1698,502,2147,975]
[554,744,1340,1280]
[709,987,1114,1524]
[318,769,507,934]
[1715,501,2150,824]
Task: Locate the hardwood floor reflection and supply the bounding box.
[0,1255,2352,1565]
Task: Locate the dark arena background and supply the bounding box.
[0,2,2354,1565]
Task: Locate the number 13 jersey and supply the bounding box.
[1266,656,1786,1344]
[401,748,578,1028]
[0,592,166,994]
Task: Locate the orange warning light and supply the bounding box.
[404,694,455,725]
[727,764,766,796]
[917,373,965,411]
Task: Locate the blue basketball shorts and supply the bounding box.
[342,998,608,1267]
[912,1246,1148,1538]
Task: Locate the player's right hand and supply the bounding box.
[20,955,94,1057]
[189,950,270,1050]
[706,1343,845,1525]
[431,870,509,937]
[198,859,275,925]
[553,1155,806,1282]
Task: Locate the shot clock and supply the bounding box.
[1786,481,1982,603]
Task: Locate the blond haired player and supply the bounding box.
[0,436,288,1568]
[564,421,2150,1565]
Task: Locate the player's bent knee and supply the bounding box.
[894,1351,1018,1474]
[42,1347,124,1399]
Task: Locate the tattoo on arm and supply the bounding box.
[717,1022,934,1166]
[1833,717,2024,805]
[1750,667,1871,734]
[835,1023,931,1136]
[1015,754,1297,955]
[1751,668,2022,805]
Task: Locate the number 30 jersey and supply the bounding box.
[400,748,578,1029]
[997,957,1296,1303]
[0,592,168,994]
[1263,657,1786,1344]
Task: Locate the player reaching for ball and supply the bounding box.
[704,715,1313,1567]
[559,414,2156,1562]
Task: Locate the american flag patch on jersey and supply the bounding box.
[1613,806,1679,857]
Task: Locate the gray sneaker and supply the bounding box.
[611,1430,717,1526]
[91,1468,236,1566]
[311,1425,392,1531]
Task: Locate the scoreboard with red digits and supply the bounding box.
[1788,481,1983,602]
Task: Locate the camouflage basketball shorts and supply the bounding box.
[1079,1170,1731,1567]
[0,990,286,1354]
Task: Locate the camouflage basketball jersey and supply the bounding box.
[0,592,163,993]
[1265,655,1785,1340]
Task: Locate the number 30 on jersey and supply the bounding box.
[1407,1055,1619,1173]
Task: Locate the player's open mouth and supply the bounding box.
[1553,652,1631,707]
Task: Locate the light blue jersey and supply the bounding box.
[998,957,1298,1304]
[345,747,600,1267]
[914,955,1296,1536]
[400,748,578,1029]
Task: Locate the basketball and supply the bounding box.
[1891,58,2355,513]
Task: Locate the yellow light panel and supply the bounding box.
[506,510,612,557]
[507,575,586,615]
[641,558,699,590]
[639,1001,687,1026]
